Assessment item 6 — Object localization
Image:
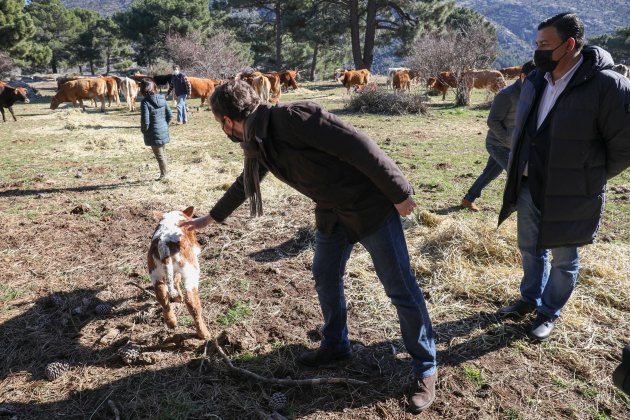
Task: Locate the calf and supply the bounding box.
[188,77,216,109]
[120,77,139,111]
[100,76,120,107]
[0,85,30,122]
[148,207,210,339]
[393,70,411,92]
[427,71,457,100]
[341,69,370,94]
[463,69,507,98]
[279,70,299,92]
[387,67,409,89]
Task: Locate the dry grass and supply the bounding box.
[0,80,628,419]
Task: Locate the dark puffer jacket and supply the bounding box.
[498,46,630,248]
[140,94,172,146]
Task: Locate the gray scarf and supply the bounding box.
[241,110,264,217]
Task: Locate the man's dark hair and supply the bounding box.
[538,12,585,50]
[521,60,536,76]
[210,80,260,121]
[140,78,158,96]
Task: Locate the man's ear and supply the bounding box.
[152,211,163,221]
[183,206,194,218]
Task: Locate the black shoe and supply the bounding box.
[497,300,536,318]
[528,313,555,341]
[298,346,353,368]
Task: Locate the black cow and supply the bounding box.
[0,84,30,122]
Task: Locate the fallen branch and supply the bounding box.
[126,281,156,299]
[213,339,368,386]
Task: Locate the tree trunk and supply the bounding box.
[310,42,319,81]
[51,56,58,74]
[78,65,83,74]
[455,76,471,106]
[362,0,377,70]
[89,60,95,75]
[106,52,111,74]
[349,0,366,69]
[274,1,282,71]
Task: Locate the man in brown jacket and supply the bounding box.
[181,80,437,412]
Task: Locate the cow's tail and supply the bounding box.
[158,240,179,300]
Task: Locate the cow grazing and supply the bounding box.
[252,76,271,103]
[387,67,410,89]
[498,66,522,80]
[148,207,210,339]
[0,85,30,122]
[426,71,457,100]
[464,69,507,97]
[612,64,629,77]
[51,78,106,112]
[279,70,299,92]
[341,69,370,94]
[393,70,411,92]
[120,77,139,111]
[187,77,216,109]
[100,76,120,107]
[56,76,85,90]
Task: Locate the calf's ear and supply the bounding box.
[152,210,163,221]
[183,206,194,218]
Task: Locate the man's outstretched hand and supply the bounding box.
[395,196,417,217]
[179,215,214,231]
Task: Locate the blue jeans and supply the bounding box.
[464,144,511,202]
[311,211,437,378]
[517,179,579,319]
[176,95,187,123]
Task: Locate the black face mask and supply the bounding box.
[222,119,242,143]
[534,40,568,73]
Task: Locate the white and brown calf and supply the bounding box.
[148,207,210,339]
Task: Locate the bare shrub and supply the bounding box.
[406,22,498,106]
[0,51,15,78]
[345,89,427,115]
[164,31,251,79]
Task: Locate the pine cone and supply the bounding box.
[134,311,151,324]
[118,345,141,365]
[95,304,113,315]
[269,392,287,411]
[45,361,70,381]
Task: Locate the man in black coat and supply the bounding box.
[181,80,438,413]
[497,13,630,340]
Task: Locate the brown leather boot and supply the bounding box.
[461,198,480,212]
[410,372,437,413]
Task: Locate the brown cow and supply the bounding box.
[0,85,30,122]
[341,69,371,94]
[262,73,281,103]
[498,66,522,80]
[56,76,85,90]
[279,70,299,92]
[463,69,507,97]
[188,77,216,109]
[427,71,457,100]
[393,70,411,92]
[50,78,107,112]
[100,76,120,107]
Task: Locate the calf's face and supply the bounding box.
[15,88,30,103]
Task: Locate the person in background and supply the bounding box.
[167,65,191,125]
[461,61,536,212]
[140,78,172,180]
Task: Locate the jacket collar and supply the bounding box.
[244,104,272,143]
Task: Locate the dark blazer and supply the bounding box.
[498,46,630,248]
[210,101,413,243]
[140,94,172,146]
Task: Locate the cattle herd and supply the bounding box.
[1,63,629,121]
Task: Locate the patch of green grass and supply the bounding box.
[577,382,598,399]
[552,376,572,389]
[613,388,630,410]
[503,407,521,420]
[159,398,195,420]
[179,315,193,326]
[217,300,252,326]
[1,286,28,302]
[463,365,486,387]
[235,351,255,362]
[140,273,151,283]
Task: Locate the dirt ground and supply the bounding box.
[0,79,628,420]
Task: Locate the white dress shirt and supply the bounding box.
[524,55,584,176]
